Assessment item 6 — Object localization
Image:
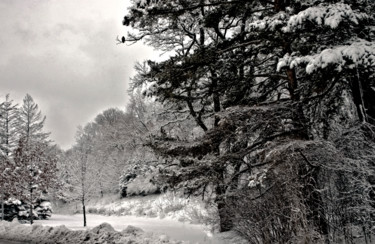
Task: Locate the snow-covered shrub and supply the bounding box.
[1,198,22,221]
[1,198,51,221]
[119,161,161,197]
[34,201,52,220]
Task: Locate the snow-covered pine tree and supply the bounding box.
[124,0,263,231]
[0,94,19,159]
[11,139,57,224]
[0,94,19,221]
[123,0,375,242]
[12,94,55,224]
[18,94,50,144]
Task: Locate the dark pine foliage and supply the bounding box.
[123,0,375,242]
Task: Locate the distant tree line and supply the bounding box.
[57,92,167,226]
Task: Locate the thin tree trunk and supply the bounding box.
[82,197,86,227]
[99,181,104,198]
[30,187,33,225]
[1,189,4,221]
[81,155,87,227]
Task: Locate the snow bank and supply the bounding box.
[34,214,211,243]
[0,220,187,244]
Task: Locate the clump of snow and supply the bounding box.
[277,40,375,73]
[248,169,268,188]
[4,198,21,205]
[90,222,115,234]
[283,3,369,32]
[122,225,144,234]
[248,12,287,31]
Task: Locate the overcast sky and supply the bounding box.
[0,0,158,149]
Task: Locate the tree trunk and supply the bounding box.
[215,185,233,232]
[210,70,221,127]
[350,74,369,123]
[286,68,299,101]
[82,198,87,227]
[30,188,33,225]
[99,181,104,198]
[1,190,4,221]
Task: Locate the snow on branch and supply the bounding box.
[283,3,369,32]
[248,12,288,31]
[277,40,375,73]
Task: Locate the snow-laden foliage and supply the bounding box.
[283,3,369,32]
[0,94,19,159]
[248,12,288,31]
[277,40,375,73]
[122,0,375,242]
[119,162,160,197]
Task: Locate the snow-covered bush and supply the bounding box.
[119,162,161,198]
[1,198,52,221]
[34,201,53,220]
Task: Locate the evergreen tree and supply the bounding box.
[0,94,19,220]
[6,94,55,224]
[0,94,19,159]
[11,139,57,224]
[123,0,375,241]
[18,94,50,144]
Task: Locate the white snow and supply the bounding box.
[0,218,182,244]
[248,12,287,31]
[0,192,248,243]
[81,193,215,227]
[35,214,211,243]
[0,214,233,243]
[277,40,375,73]
[283,3,368,32]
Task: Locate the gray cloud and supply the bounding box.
[0,0,158,149]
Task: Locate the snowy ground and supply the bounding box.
[0,214,246,243]
[0,213,247,243]
[35,214,214,243]
[0,193,247,243]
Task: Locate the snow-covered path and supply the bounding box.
[34,214,217,243]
